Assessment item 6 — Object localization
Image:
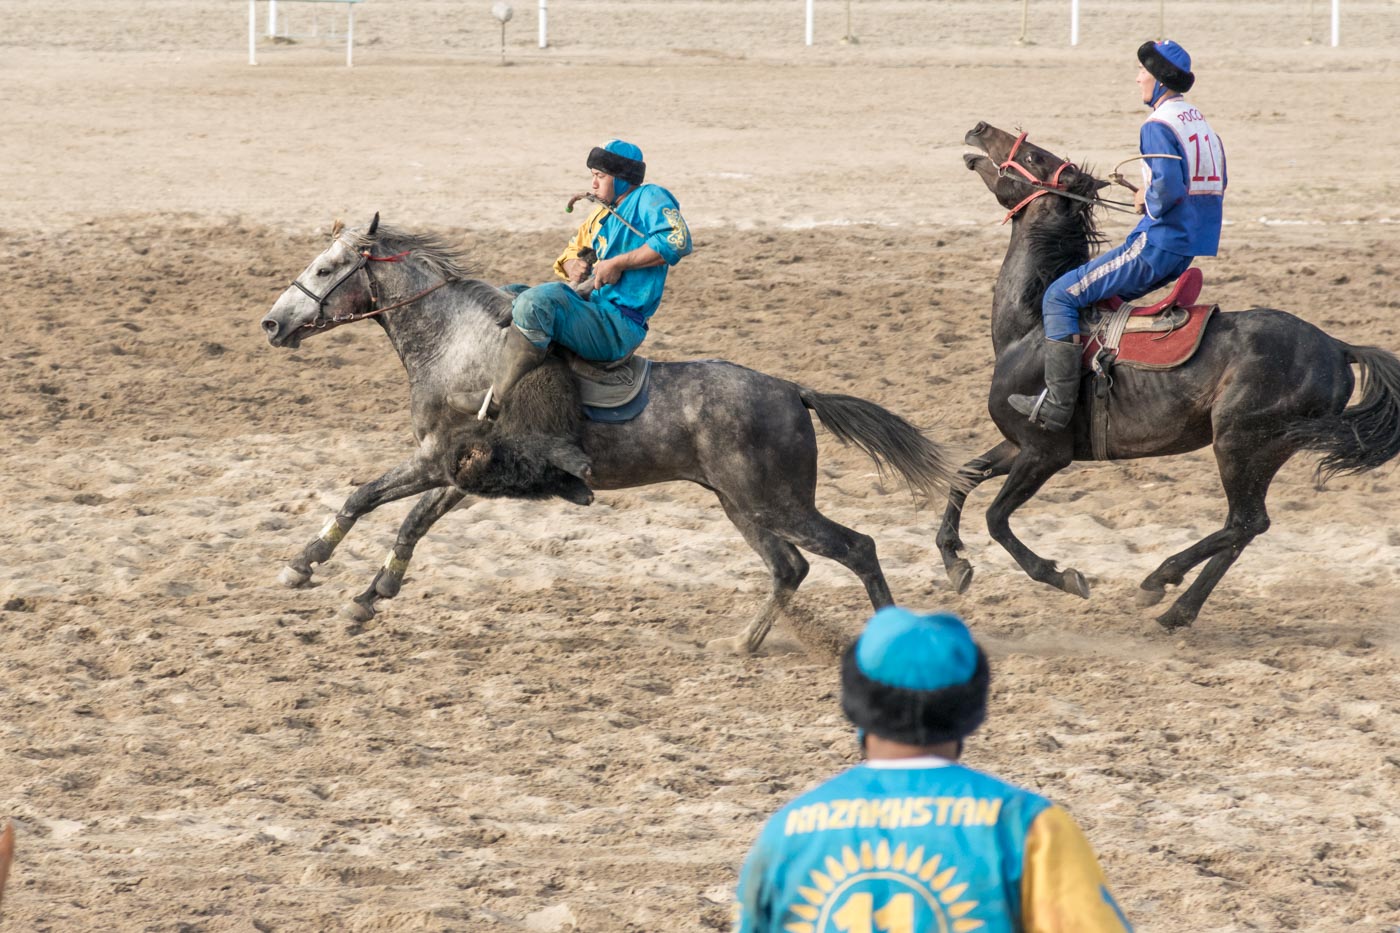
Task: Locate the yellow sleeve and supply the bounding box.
[1021,805,1132,933]
[552,207,607,280]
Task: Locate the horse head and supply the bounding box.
[963,122,1105,224]
[261,213,382,349]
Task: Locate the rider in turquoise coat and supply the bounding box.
[453,140,692,417]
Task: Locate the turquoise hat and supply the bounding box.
[842,606,989,745]
[587,139,646,197]
[855,607,980,691]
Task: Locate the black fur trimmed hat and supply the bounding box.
[586,140,646,187]
[1138,39,1195,93]
[840,607,989,747]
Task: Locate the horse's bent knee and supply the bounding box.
[1236,514,1270,539]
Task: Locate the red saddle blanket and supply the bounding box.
[1082,268,1214,370]
[1083,303,1216,370]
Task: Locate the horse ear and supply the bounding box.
[368,212,380,237]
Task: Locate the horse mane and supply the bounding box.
[342,222,513,327]
[343,223,477,282]
[1017,164,1109,310]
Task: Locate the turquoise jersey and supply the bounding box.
[590,183,691,326]
[734,758,1131,933]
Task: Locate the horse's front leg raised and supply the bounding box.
[984,445,1089,598]
[935,440,1019,594]
[343,485,467,626]
[278,455,443,588]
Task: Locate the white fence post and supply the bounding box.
[805,0,814,46]
[1070,0,1080,46]
[249,0,257,63]
[1331,0,1340,46]
[267,0,278,36]
[539,0,548,48]
[346,2,354,66]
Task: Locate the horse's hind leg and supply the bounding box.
[1145,441,1286,630]
[343,486,467,626]
[936,440,1019,594]
[706,497,811,657]
[984,446,1088,597]
[767,511,894,613]
[279,456,440,588]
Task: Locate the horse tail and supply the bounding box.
[798,387,969,501]
[1286,344,1400,483]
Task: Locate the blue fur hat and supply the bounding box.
[587,139,646,197]
[1138,39,1194,93]
[841,607,989,746]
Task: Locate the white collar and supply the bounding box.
[863,755,954,770]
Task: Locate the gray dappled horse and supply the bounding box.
[942,123,1400,630]
[260,219,964,653]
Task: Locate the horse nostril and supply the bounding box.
[971,122,988,137]
[261,319,279,335]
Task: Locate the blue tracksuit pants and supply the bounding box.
[506,282,647,363]
[1042,232,1193,341]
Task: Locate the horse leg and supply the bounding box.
[765,511,893,613]
[343,486,468,626]
[935,440,1019,594]
[706,497,811,657]
[984,447,1089,597]
[278,456,441,588]
[1148,442,1286,630]
[1135,527,1240,608]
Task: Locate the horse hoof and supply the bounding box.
[1136,585,1166,608]
[278,565,312,588]
[706,635,756,657]
[1156,605,1195,631]
[947,559,974,595]
[1060,569,1090,599]
[340,600,376,624]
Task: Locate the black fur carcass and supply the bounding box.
[444,360,594,506]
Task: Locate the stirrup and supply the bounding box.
[1024,388,1049,424]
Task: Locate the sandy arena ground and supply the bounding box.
[3,1,1400,930]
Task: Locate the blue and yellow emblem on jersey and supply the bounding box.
[780,841,983,933]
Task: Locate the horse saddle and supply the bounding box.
[1080,268,1216,461]
[555,348,653,423]
[1080,268,1215,372]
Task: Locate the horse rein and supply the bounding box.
[289,239,450,331]
[997,131,1138,223]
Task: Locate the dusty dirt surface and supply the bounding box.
[3,2,1399,931]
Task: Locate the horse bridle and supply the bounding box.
[996,131,1137,223]
[289,239,448,332]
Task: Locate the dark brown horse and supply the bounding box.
[940,122,1400,629]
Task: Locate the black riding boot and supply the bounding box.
[448,327,548,418]
[1008,338,1082,432]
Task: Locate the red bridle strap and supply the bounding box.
[998,132,1078,224]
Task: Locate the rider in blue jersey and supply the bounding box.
[452,139,691,417]
[733,607,1132,933]
[1010,40,1227,432]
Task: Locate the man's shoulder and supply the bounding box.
[763,768,866,821]
[951,763,1054,809]
[777,762,1051,806]
[630,183,681,211]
